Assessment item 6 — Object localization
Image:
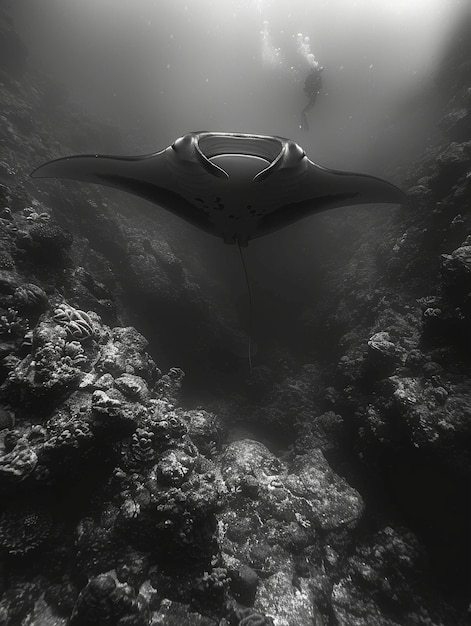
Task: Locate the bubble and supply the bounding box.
[261,24,319,79]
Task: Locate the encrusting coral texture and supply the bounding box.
[0,4,470,625]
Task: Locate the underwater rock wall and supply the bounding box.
[295,12,471,621]
[0,5,470,625]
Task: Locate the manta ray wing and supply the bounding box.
[31,132,408,245]
[254,160,408,238]
[31,150,220,235]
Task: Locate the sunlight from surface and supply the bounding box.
[11,0,467,161]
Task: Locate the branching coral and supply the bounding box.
[0,306,28,338]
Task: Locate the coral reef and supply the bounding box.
[331,527,458,626]
[0,500,52,555]
[0,4,469,624]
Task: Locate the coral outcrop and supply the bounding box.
[0,4,470,624]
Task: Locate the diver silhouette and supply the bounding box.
[301,64,323,131]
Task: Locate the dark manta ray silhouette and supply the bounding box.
[31,131,407,373]
[31,131,408,247]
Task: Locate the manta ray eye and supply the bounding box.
[171,134,193,153]
[171,137,183,150]
[286,141,306,162]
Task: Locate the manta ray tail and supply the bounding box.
[237,241,254,375]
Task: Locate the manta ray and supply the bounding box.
[31,131,407,246]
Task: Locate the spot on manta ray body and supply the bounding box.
[31,131,408,247]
